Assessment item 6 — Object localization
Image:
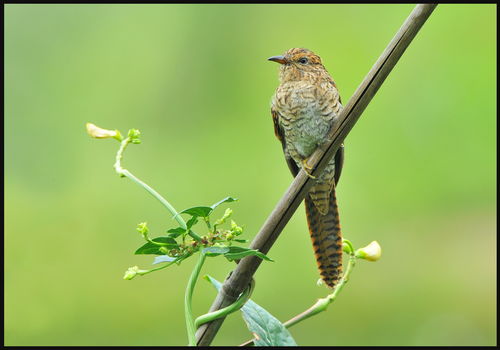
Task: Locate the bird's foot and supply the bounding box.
[301,159,316,179]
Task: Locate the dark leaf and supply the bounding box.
[224,246,273,262]
[204,275,296,346]
[135,237,178,255]
[210,196,238,210]
[167,227,186,238]
[186,216,199,230]
[179,206,213,218]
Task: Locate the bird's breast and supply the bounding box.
[293,112,331,158]
[273,83,334,158]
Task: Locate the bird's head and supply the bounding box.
[268,48,327,82]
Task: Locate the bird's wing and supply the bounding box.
[326,76,342,105]
[333,144,344,186]
[321,78,344,186]
[272,108,299,177]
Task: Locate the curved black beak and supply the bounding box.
[268,55,287,64]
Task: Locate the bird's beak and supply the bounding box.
[268,55,287,64]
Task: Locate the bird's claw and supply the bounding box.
[301,159,316,179]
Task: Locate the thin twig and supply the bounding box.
[195,3,437,346]
[114,136,202,241]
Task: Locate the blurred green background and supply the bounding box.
[5,4,496,346]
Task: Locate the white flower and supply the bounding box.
[355,241,382,262]
[123,266,140,280]
[86,123,120,139]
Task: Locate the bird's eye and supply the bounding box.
[298,57,308,64]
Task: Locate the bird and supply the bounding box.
[269,48,344,288]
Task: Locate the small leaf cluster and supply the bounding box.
[127,129,141,144]
[126,197,271,279]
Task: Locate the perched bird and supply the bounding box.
[269,48,344,288]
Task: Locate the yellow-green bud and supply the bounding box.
[215,208,233,226]
[86,123,122,140]
[230,220,243,235]
[355,241,382,262]
[342,238,354,254]
[137,222,149,239]
[123,266,140,280]
[127,129,141,144]
[226,233,234,241]
[222,208,233,220]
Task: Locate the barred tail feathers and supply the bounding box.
[304,184,342,288]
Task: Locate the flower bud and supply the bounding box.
[222,208,233,219]
[215,208,233,226]
[123,266,140,280]
[137,222,149,239]
[342,241,353,254]
[127,129,141,144]
[355,241,382,262]
[86,123,122,140]
[230,220,243,236]
[128,129,140,138]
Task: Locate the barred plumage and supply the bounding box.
[305,183,343,288]
[269,48,344,288]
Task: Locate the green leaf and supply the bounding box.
[186,216,199,230]
[205,275,222,289]
[223,246,273,262]
[179,206,213,218]
[153,255,177,265]
[167,227,186,238]
[234,239,249,243]
[241,297,297,346]
[135,237,178,255]
[211,196,238,210]
[176,197,237,222]
[202,246,230,257]
[205,275,297,346]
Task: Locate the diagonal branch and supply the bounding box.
[196,3,437,346]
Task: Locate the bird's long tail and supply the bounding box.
[304,183,342,288]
